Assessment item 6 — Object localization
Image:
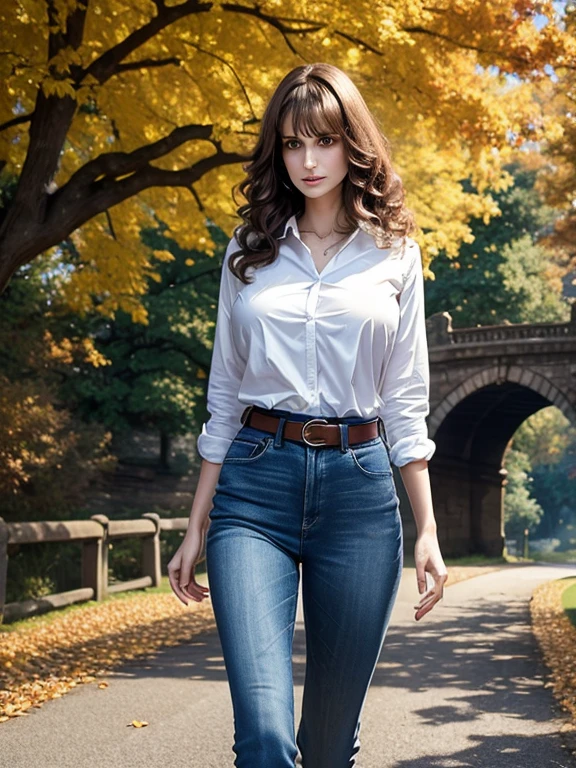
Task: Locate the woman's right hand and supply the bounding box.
[167,525,211,605]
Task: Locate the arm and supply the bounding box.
[379,239,447,620]
[189,233,246,535]
[168,235,246,606]
[195,234,247,467]
[168,456,223,605]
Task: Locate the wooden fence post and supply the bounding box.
[84,515,108,602]
[142,512,161,589]
[0,517,8,624]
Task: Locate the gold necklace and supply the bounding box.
[299,218,350,256]
[300,227,334,240]
[301,232,349,258]
[326,234,349,256]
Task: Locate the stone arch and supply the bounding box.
[429,365,576,438]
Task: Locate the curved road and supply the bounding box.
[2,564,576,767]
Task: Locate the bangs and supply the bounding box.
[279,81,346,138]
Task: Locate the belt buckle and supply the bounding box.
[301,418,329,447]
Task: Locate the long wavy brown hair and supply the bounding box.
[229,62,417,284]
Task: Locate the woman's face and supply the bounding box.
[280,113,348,199]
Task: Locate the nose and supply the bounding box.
[304,147,317,170]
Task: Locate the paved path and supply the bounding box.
[2,564,576,767]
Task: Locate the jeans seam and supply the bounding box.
[223,437,273,463]
[349,446,393,477]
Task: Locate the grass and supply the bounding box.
[0,569,208,635]
[562,581,576,629]
[1,554,507,635]
[532,549,576,564]
[11,549,569,636]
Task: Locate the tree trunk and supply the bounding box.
[160,430,171,470]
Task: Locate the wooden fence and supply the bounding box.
[0,514,195,625]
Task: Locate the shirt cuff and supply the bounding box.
[196,424,234,464]
[389,434,436,468]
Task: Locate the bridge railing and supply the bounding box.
[451,321,575,344]
[427,304,576,347]
[0,514,196,625]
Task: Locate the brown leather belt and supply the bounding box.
[241,405,380,447]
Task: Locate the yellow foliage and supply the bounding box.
[151,250,176,262]
[0,589,216,721]
[0,563,487,721]
[0,375,112,497]
[42,328,111,367]
[531,578,576,734]
[0,0,570,319]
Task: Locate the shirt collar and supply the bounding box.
[278,213,300,240]
[278,213,362,245]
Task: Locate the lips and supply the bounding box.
[303,176,325,181]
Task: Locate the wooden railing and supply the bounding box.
[0,514,195,625]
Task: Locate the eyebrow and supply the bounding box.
[281,132,336,138]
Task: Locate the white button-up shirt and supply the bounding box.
[196,213,437,467]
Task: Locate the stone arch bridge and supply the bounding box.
[408,304,576,558]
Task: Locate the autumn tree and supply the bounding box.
[533,1,576,271]
[425,157,570,327]
[0,252,115,521]
[509,407,576,546]
[63,222,229,468]
[0,0,571,322]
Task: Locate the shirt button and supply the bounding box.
[306,313,313,320]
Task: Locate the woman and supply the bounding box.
[168,62,448,768]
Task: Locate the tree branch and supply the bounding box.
[178,38,258,122]
[42,141,247,256]
[0,113,33,133]
[333,29,385,56]
[62,122,215,190]
[115,57,181,73]
[401,25,528,66]
[79,0,213,85]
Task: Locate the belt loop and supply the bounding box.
[378,417,391,452]
[274,416,287,448]
[240,405,254,426]
[339,423,349,453]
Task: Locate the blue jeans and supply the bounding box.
[206,406,403,768]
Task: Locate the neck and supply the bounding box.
[297,190,346,235]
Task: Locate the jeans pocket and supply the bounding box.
[349,437,393,478]
[223,434,273,463]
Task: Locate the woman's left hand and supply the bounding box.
[413,530,448,621]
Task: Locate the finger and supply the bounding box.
[414,591,438,611]
[416,586,436,602]
[181,578,210,602]
[415,595,442,620]
[179,580,199,601]
[414,583,437,604]
[415,563,427,595]
[415,595,442,621]
[168,555,210,602]
[415,584,444,609]
[169,575,191,606]
[183,585,210,602]
[415,603,434,621]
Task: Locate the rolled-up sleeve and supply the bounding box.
[379,241,436,468]
[196,235,247,463]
